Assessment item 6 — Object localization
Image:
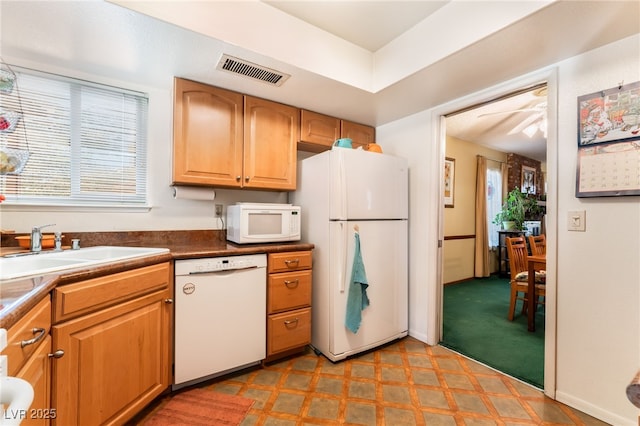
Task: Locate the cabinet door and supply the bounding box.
[299,110,340,152]
[17,335,52,426]
[244,96,299,190]
[173,77,243,187]
[51,289,171,426]
[341,120,375,149]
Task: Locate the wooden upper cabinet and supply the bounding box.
[173,78,243,187]
[244,96,299,190]
[298,110,375,152]
[341,120,375,149]
[299,110,340,152]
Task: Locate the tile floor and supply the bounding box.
[137,337,610,425]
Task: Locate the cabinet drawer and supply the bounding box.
[53,262,171,323]
[268,251,312,273]
[267,308,311,356]
[268,270,311,314]
[2,297,51,376]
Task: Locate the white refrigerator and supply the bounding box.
[291,148,408,361]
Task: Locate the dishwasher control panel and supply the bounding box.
[175,253,267,276]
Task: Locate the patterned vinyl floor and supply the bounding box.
[189,337,609,425]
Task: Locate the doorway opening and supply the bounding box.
[439,83,548,388]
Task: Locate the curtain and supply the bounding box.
[474,156,490,277]
[501,162,509,201]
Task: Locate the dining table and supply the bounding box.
[527,254,546,332]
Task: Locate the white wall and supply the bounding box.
[377,111,438,344]
[378,34,640,425]
[554,35,640,424]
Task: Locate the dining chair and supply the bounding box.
[528,234,546,256]
[505,236,546,321]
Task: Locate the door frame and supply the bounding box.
[429,67,558,397]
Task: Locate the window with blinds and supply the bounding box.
[0,66,148,207]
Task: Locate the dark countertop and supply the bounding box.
[0,235,313,330]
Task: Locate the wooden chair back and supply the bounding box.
[506,236,528,279]
[528,234,546,256]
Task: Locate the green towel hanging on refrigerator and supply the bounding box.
[345,232,370,333]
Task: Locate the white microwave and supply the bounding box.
[226,203,301,244]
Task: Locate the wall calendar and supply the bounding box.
[576,81,640,198]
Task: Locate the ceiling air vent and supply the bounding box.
[216,54,290,87]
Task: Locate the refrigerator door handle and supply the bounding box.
[338,153,347,219]
[338,222,347,293]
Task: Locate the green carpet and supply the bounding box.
[441,275,544,388]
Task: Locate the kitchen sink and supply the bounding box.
[0,246,170,281]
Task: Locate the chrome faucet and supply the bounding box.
[31,223,55,252]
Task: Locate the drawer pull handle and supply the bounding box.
[283,318,299,327]
[284,259,299,268]
[284,279,299,288]
[48,350,65,359]
[21,327,46,348]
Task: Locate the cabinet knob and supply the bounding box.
[48,350,65,359]
[236,176,241,182]
[21,327,46,348]
[245,176,250,182]
[164,298,174,304]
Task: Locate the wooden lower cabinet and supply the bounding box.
[267,308,311,355]
[51,263,172,426]
[266,251,312,362]
[16,335,53,426]
[2,297,53,426]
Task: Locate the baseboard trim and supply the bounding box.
[555,390,636,426]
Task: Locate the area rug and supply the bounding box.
[143,388,254,426]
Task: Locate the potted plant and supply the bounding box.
[493,187,526,230]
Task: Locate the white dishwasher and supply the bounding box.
[173,254,266,390]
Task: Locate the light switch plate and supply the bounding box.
[568,210,586,231]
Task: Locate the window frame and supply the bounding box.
[0,65,150,211]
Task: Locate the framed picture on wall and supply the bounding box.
[444,157,455,207]
[521,165,536,194]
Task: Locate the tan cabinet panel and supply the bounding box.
[3,297,51,376]
[299,110,340,152]
[268,250,312,273]
[266,251,312,362]
[173,78,243,187]
[267,308,311,356]
[341,120,375,149]
[268,270,312,314]
[51,263,172,426]
[16,335,52,426]
[173,78,298,190]
[244,96,299,190]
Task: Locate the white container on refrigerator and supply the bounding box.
[291,148,408,361]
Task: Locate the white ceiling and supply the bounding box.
[263,1,449,52]
[262,1,549,161]
[2,1,638,162]
[446,85,548,161]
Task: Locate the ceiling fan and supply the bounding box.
[477,87,548,138]
[478,101,547,137]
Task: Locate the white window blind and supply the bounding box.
[0,66,148,207]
